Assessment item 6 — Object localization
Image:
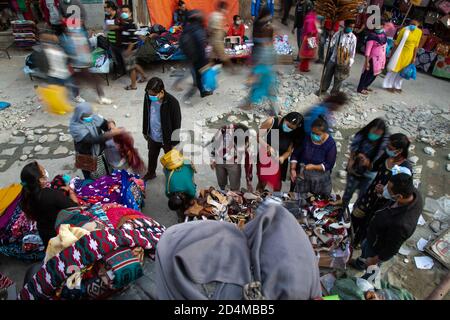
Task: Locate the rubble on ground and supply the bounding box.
[0,96,40,130]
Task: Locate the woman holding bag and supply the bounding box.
[69,102,123,180]
[383,20,422,93]
[298,10,319,72]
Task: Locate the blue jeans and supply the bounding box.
[342,172,375,208]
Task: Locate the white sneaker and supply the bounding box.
[98,97,112,105]
[74,95,85,103]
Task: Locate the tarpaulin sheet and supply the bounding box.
[147,0,239,29]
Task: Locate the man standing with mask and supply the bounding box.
[142,78,182,182]
[318,20,357,95]
[350,172,423,270]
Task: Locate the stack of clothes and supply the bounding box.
[0,184,45,261]
[72,170,146,211]
[184,187,263,228]
[11,20,37,48]
[19,204,165,300]
[295,195,352,269]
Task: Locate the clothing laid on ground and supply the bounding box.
[366,189,423,261]
[164,160,196,198]
[0,184,22,216]
[154,203,322,299]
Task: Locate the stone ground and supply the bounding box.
[0,18,449,299]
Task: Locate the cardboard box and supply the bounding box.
[276,54,293,65]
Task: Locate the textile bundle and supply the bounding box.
[113,132,146,175]
[19,205,165,300]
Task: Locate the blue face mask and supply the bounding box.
[121,12,129,20]
[311,133,322,142]
[148,95,159,102]
[409,25,416,31]
[368,132,381,141]
[62,174,71,185]
[282,122,293,133]
[382,185,396,201]
[344,27,353,33]
[83,116,93,123]
[386,148,398,158]
[375,29,383,34]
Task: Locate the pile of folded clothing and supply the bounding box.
[71,170,146,211]
[19,203,165,300]
[184,187,264,227]
[11,20,37,48]
[296,195,352,269]
[0,184,45,261]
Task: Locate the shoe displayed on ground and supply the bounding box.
[98,97,113,105]
[74,95,85,103]
[143,173,156,181]
[349,257,367,271]
[200,91,213,98]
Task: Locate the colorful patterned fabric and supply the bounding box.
[0,242,45,261]
[103,204,145,229]
[0,272,14,290]
[19,226,165,300]
[105,247,143,289]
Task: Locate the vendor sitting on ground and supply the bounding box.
[227,15,246,42]
[350,172,423,271]
[20,161,80,249]
[173,0,187,26]
[163,149,197,223]
[210,123,253,192]
[290,117,337,203]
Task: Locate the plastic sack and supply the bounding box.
[201,65,220,92]
[400,63,417,80]
[36,85,73,115]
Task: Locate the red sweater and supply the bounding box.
[227,24,245,39]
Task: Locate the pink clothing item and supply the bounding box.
[302,11,318,37]
[103,203,145,228]
[384,22,396,38]
[365,39,387,75]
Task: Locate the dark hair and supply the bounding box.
[323,92,348,109]
[168,192,187,211]
[187,10,203,23]
[357,118,387,140]
[178,0,185,6]
[218,1,228,10]
[311,117,329,132]
[146,77,165,93]
[120,5,131,11]
[257,7,272,21]
[20,161,43,221]
[390,173,414,197]
[233,15,241,22]
[283,112,303,127]
[105,1,117,10]
[345,19,356,27]
[389,133,410,159]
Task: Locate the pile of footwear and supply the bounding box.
[184,187,264,227]
[297,196,351,259]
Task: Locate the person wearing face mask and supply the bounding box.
[257,112,304,192]
[20,161,80,249]
[351,133,412,247]
[227,15,246,42]
[292,0,314,62]
[119,5,148,90]
[350,172,423,270]
[69,102,123,180]
[173,0,187,26]
[383,20,422,93]
[342,118,388,209]
[318,20,357,95]
[290,117,337,202]
[357,21,387,94]
[142,77,182,182]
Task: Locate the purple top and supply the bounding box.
[291,135,337,172]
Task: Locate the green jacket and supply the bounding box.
[164,160,196,198]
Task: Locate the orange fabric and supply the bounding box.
[147,0,239,29]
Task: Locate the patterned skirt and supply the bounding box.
[296,170,332,197]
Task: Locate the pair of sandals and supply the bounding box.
[124,78,148,91]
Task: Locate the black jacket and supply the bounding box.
[142,92,181,147]
[179,21,208,68]
[366,189,423,261]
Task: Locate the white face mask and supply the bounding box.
[382,185,395,201]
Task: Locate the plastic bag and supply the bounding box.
[202,65,221,92]
[400,63,417,80]
[36,85,73,115]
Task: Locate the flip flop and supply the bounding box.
[124,85,137,90]
[137,78,148,83]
